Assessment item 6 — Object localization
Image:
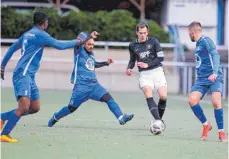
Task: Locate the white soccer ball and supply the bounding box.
[149,120,165,135]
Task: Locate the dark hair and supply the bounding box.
[136,23,149,32]
[188,21,202,29]
[34,11,48,25]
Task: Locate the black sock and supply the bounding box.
[158,99,167,118]
[146,97,161,120]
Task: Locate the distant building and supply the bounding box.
[162,0,228,48]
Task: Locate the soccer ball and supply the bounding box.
[149,120,165,135]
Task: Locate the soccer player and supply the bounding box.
[0,11,98,142]
[48,32,134,127]
[126,23,167,129]
[188,21,227,142]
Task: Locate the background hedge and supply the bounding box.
[1,7,169,42]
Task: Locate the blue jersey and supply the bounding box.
[71,46,98,84]
[194,35,223,84]
[1,26,77,78]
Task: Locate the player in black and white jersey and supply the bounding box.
[126,23,167,129]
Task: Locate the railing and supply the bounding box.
[1,38,228,99]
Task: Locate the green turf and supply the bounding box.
[1,88,228,159]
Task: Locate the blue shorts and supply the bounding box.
[69,82,108,107]
[190,79,223,98]
[13,75,40,101]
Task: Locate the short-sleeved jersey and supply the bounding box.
[127,37,164,72]
[71,46,98,84]
[1,26,77,78]
[194,35,223,84]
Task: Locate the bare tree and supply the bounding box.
[46,0,71,11]
[129,0,145,21]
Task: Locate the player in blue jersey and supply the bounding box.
[0,11,99,142]
[48,32,134,127]
[188,21,227,142]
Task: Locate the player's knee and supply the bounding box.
[142,86,153,98]
[30,106,40,114]
[68,105,78,113]
[212,99,221,109]
[159,95,167,101]
[188,95,199,106]
[100,93,113,103]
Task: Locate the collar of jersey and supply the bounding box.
[83,47,93,55]
[196,35,205,44]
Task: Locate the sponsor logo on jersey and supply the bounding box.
[195,54,201,68]
[139,50,150,59]
[85,58,95,71]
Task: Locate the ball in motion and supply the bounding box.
[149,120,165,135]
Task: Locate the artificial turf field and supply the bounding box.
[1,88,228,159]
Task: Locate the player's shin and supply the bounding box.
[146,97,161,120]
[158,99,166,118]
[214,108,224,131]
[106,99,123,119]
[190,103,207,124]
[1,112,20,135]
[55,106,76,120]
[1,109,16,122]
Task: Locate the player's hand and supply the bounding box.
[126,69,132,76]
[106,58,114,65]
[208,73,217,82]
[90,31,100,39]
[1,66,5,80]
[137,62,148,68]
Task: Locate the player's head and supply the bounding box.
[136,23,149,43]
[188,21,202,42]
[84,38,94,53]
[34,11,48,30]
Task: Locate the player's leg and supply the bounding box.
[1,75,32,142]
[27,79,40,115]
[189,84,211,140]
[0,83,39,130]
[157,86,167,119]
[154,69,168,119]
[90,83,134,125]
[142,86,161,120]
[0,97,30,143]
[210,80,227,142]
[48,84,89,127]
[1,110,16,130]
[139,70,161,120]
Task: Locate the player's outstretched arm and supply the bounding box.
[95,58,113,68]
[41,31,99,50]
[41,32,78,50]
[1,37,23,80]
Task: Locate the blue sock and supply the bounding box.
[0,109,16,121]
[1,112,20,135]
[214,108,224,130]
[106,99,123,119]
[55,106,72,120]
[191,103,207,124]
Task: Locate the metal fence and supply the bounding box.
[1,38,228,99]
